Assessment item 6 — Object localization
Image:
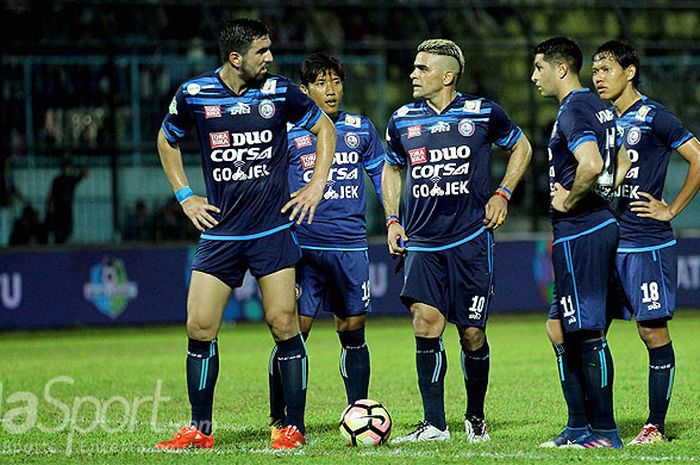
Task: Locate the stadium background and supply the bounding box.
[1,1,699,325]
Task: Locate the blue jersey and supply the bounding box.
[161,72,322,240]
[287,112,384,250]
[613,96,694,249]
[549,88,619,240]
[385,93,522,249]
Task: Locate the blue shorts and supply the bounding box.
[400,230,493,328]
[296,249,371,318]
[191,228,301,289]
[608,243,676,322]
[550,221,618,333]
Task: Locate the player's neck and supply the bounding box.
[556,79,584,103]
[426,89,457,114]
[219,65,249,95]
[612,86,642,116]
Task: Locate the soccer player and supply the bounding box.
[155,19,336,450]
[592,40,700,445]
[384,39,532,443]
[531,37,631,449]
[268,53,385,435]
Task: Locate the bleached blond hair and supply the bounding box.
[417,39,465,84]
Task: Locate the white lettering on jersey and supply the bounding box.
[213,164,271,182]
[412,180,470,198]
[262,79,277,95]
[428,145,471,162]
[595,109,615,124]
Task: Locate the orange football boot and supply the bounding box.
[271,425,306,449]
[156,425,214,450]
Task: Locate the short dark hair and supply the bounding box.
[533,37,582,74]
[299,53,345,86]
[593,40,641,87]
[218,18,269,64]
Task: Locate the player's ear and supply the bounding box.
[625,64,637,84]
[556,61,569,79]
[299,84,309,95]
[228,51,242,69]
[443,70,456,87]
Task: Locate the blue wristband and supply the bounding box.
[497,185,512,196]
[385,215,400,224]
[175,186,194,204]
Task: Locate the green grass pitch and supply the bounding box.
[1,311,698,464]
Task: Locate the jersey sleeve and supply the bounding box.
[285,82,323,130]
[385,116,407,167]
[362,119,385,199]
[161,85,193,145]
[487,102,522,150]
[558,104,598,154]
[654,107,694,150]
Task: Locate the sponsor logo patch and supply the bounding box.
[407,125,422,139]
[204,105,221,119]
[186,83,201,96]
[458,119,475,137]
[344,114,362,128]
[463,99,482,113]
[345,132,360,148]
[295,135,313,149]
[301,154,316,170]
[636,105,651,121]
[209,131,230,149]
[168,97,178,115]
[408,147,427,165]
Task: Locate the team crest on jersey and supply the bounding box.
[261,79,277,95]
[626,126,642,146]
[408,147,427,165]
[229,102,251,116]
[407,125,422,139]
[345,132,360,148]
[186,83,201,96]
[430,121,450,134]
[463,99,482,113]
[204,105,222,119]
[344,114,362,128]
[168,97,178,115]
[300,154,316,170]
[258,100,276,119]
[458,119,475,137]
[209,131,230,149]
[636,105,651,121]
[295,135,313,149]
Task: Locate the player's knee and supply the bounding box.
[186,316,217,340]
[459,327,485,351]
[265,309,299,340]
[336,315,365,332]
[637,321,669,348]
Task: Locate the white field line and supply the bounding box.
[0,443,695,462]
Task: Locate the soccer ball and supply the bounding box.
[339,399,392,446]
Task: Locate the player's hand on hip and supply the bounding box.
[484,195,508,230]
[630,192,674,221]
[550,182,570,213]
[181,196,220,231]
[282,180,325,225]
[387,223,408,256]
